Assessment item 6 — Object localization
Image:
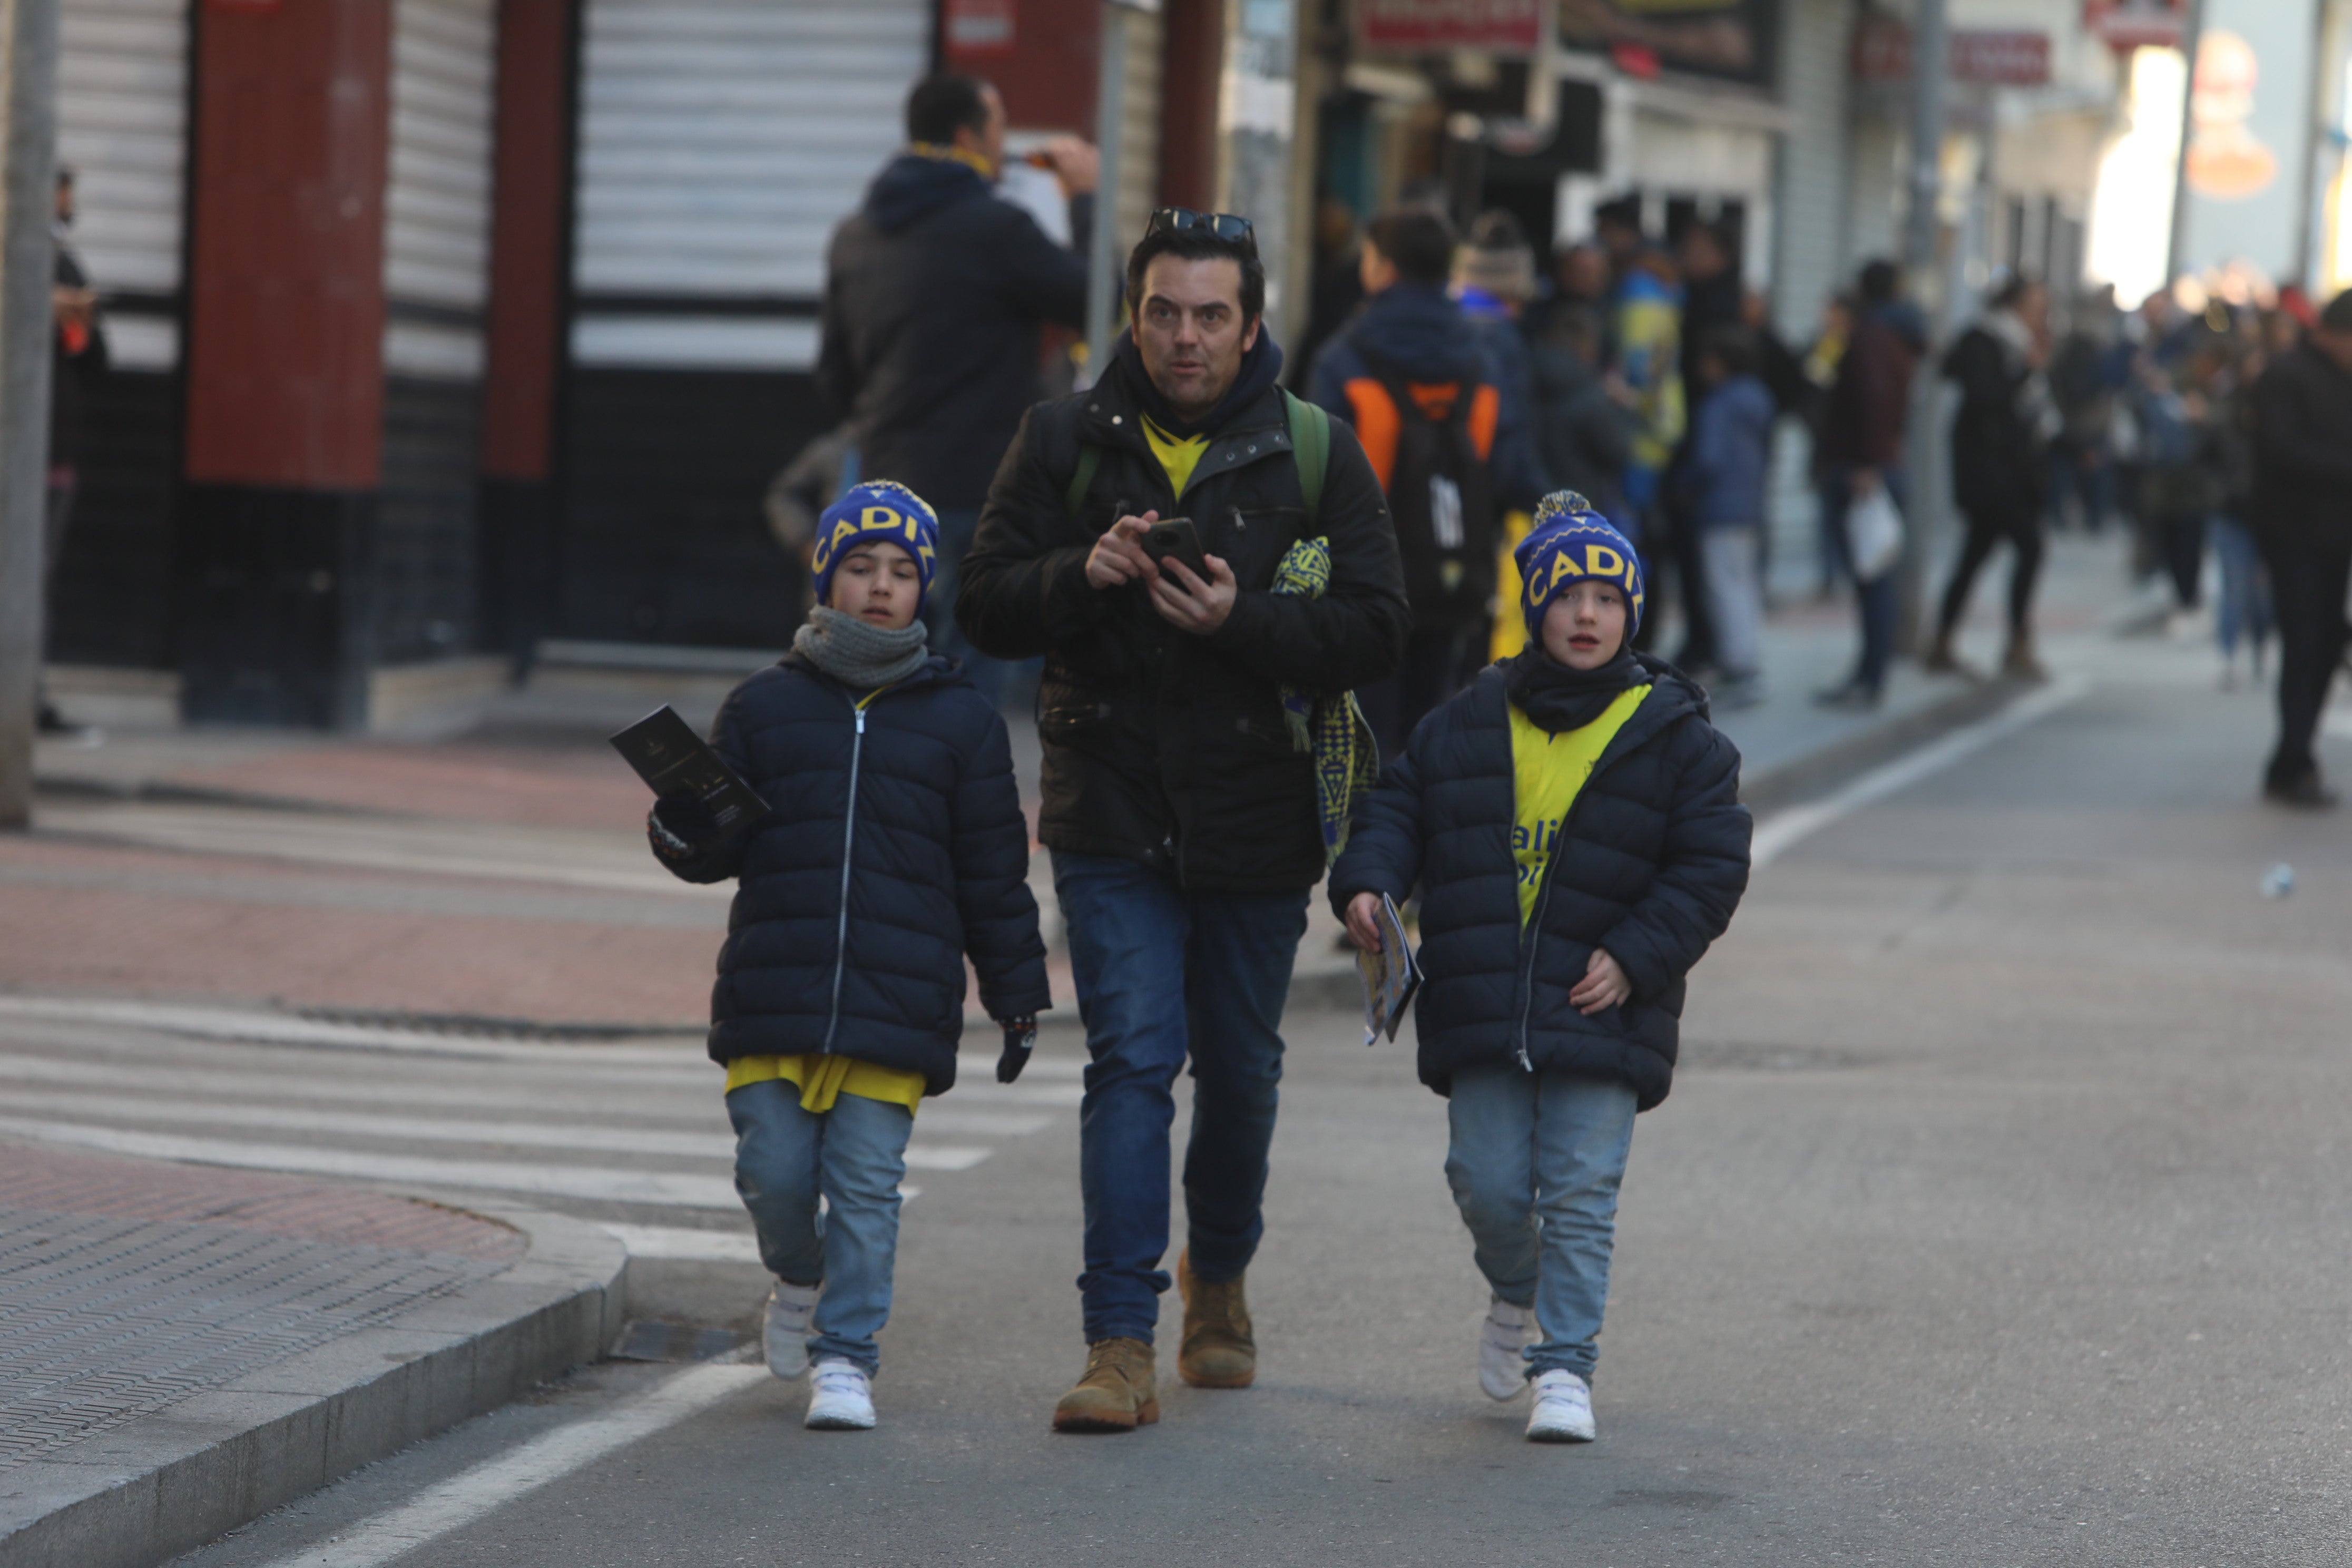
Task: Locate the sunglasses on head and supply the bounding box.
[1145,208,1257,252]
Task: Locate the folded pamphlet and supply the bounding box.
[609,705,771,832]
[1356,891,1422,1046]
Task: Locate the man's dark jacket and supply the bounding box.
[1814,300,1925,475]
[819,154,1090,510]
[956,349,1411,895]
[650,654,1051,1092]
[1942,321,2044,517]
[1328,656,1750,1109]
[2251,338,2352,542]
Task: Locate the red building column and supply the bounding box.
[475,0,573,667]
[177,0,394,727]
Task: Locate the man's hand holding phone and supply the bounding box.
[1085,511,1160,590]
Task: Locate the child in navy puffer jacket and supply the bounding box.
[1330,497,1750,1445]
[648,481,1050,1433]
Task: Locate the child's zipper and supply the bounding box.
[1512,729,1640,1072]
[820,699,872,1054]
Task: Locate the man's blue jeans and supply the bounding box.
[1052,851,1310,1345]
[1444,1064,1639,1383]
[727,1078,913,1375]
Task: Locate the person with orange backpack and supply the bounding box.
[1307,208,1510,757]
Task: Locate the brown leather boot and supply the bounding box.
[1051,1337,1159,1433]
[2001,632,2047,682]
[1922,629,1978,679]
[1177,1250,1256,1389]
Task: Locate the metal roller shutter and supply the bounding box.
[384,0,497,381]
[570,0,930,370]
[56,0,188,371]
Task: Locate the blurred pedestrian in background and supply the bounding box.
[2044,286,2121,534]
[41,166,105,736]
[1812,259,1923,710]
[1677,325,1774,709]
[1800,292,1853,597]
[1660,219,1743,675]
[2193,332,2270,689]
[818,73,1099,705]
[1452,210,1559,666]
[1928,276,2054,681]
[2249,289,2352,808]
[1310,208,1504,756]
[1612,244,1685,652]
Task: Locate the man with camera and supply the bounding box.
[957,211,1408,1432]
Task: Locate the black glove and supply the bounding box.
[650,790,720,854]
[995,1017,1037,1084]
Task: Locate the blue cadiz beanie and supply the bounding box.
[1514,491,1645,646]
[811,481,941,613]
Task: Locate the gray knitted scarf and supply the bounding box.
[792,605,931,690]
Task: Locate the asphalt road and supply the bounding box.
[177,633,2352,1567]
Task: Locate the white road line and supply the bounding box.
[596,1223,763,1262]
[248,1357,770,1568]
[0,1053,1056,1133]
[1750,675,2092,868]
[0,1116,745,1209]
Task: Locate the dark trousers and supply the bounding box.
[1359,622,1481,761]
[1820,466,1903,694]
[1937,499,2045,641]
[1664,496,1716,672]
[2258,524,2352,788]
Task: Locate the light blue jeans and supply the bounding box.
[726,1077,914,1376]
[1444,1064,1639,1383]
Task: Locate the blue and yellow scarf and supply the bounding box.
[1271,537,1379,863]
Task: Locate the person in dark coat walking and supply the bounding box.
[1307,208,1510,758]
[649,482,1051,1430]
[1331,498,1750,1444]
[958,211,1409,1431]
[1928,276,2054,679]
[41,166,105,734]
[1813,259,1926,709]
[818,73,1099,701]
[2249,291,2352,806]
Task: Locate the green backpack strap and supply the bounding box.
[1282,389,1328,524]
[1064,444,1103,518]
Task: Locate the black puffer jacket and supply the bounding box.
[818,154,1092,510]
[957,350,1410,895]
[651,653,1051,1093]
[1328,656,1750,1108]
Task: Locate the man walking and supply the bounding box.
[2249,291,2352,807]
[1928,276,2054,680]
[41,167,105,734]
[958,212,1408,1431]
[819,73,1097,702]
[1307,208,1506,757]
[1813,259,1926,710]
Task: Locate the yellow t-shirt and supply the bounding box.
[1511,685,1651,926]
[717,685,926,1118]
[725,1054,924,1116]
[1143,416,1209,501]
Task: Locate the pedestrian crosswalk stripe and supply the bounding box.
[0,1090,994,1170]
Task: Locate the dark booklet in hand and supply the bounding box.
[609,705,771,832]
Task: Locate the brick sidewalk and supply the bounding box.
[0,1144,524,1472]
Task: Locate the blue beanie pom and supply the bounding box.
[811,481,941,613]
[1515,492,1645,648]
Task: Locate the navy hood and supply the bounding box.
[863,152,990,233]
[1347,282,1482,382]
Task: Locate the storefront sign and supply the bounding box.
[1558,0,1776,88]
[2083,0,2188,53]
[1853,17,2051,88]
[1359,0,1545,57]
[943,0,1015,54]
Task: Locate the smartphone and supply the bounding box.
[1142,517,1211,582]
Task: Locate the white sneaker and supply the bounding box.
[763,1280,818,1380]
[1525,1369,1596,1443]
[805,1360,876,1430]
[1478,1298,1535,1400]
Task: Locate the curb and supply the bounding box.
[0,1203,626,1568]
